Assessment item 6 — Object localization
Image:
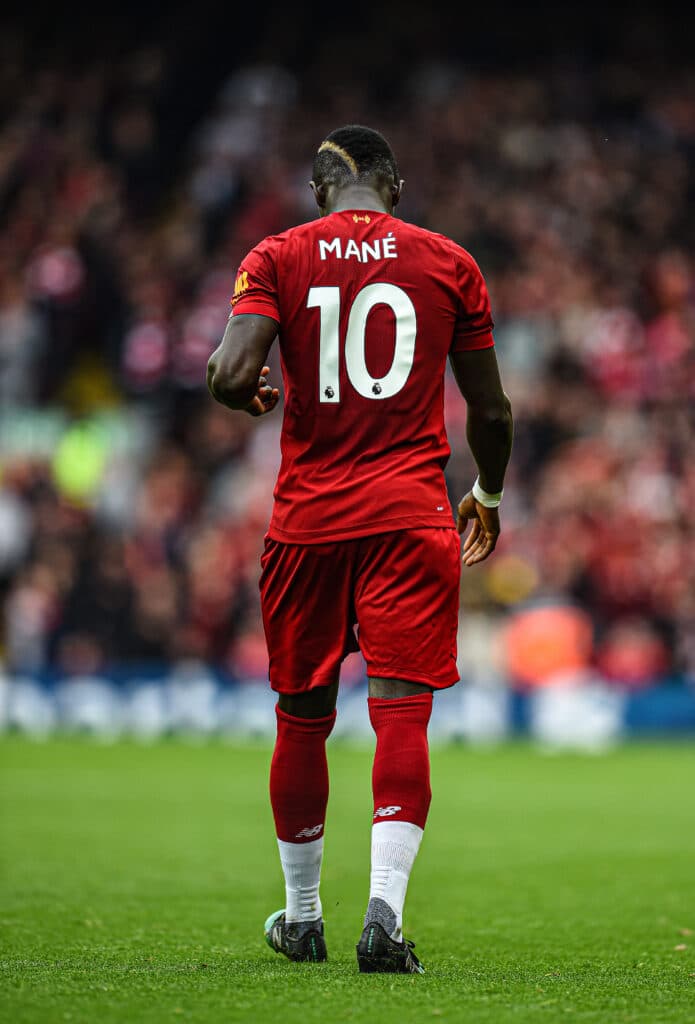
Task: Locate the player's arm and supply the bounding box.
[449,346,513,565]
[207,313,280,416]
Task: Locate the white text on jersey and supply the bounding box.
[318,233,398,263]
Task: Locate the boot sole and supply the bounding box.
[357,953,407,973]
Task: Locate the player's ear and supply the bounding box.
[310,180,328,214]
[391,179,404,207]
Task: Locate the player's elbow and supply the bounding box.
[207,358,256,409]
[470,392,513,427]
[500,392,513,424]
[210,375,257,409]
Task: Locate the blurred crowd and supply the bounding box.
[1,17,694,691]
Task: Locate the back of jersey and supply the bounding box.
[230,209,494,544]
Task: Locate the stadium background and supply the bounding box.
[1,2,694,746]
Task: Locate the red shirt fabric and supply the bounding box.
[230,209,494,543]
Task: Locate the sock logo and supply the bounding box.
[294,824,323,839]
[374,805,402,818]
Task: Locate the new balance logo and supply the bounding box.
[374,806,402,818]
[295,824,323,839]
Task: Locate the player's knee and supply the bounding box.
[278,682,339,719]
[368,677,433,699]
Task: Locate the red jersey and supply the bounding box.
[230,210,494,543]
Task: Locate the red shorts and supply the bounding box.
[259,528,461,693]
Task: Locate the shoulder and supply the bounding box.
[396,219,482,269]
[262,218,325,248]
[393,219,487,292]
[243,218,324,261]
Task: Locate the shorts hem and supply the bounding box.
[270,672,341,695]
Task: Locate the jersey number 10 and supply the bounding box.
[307,283,417,403]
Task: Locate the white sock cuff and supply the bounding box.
[371,820,423,859]
[277,836,324,864]
[278,836,324,923]
[369,820,424,941]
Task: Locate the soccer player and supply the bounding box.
[207,125,513,973]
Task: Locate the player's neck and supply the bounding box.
[327,185,391,215]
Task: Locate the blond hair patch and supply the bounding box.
[317,140,359,177]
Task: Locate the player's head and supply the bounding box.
[310,125,403,215]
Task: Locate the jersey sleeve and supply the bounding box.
[229,238,280,322]
[450,247,495,352]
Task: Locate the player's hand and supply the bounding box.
[245,366,280,417]
[456,491,500,566]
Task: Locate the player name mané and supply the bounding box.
[318,232,398,263]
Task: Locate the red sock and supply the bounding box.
[368,692,433,830]
[270,705,336,843]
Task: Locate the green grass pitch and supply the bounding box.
[1,736,694,1023]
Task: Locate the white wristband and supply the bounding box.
[472,476,503,508]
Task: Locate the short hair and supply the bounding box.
[312,125,399,188]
